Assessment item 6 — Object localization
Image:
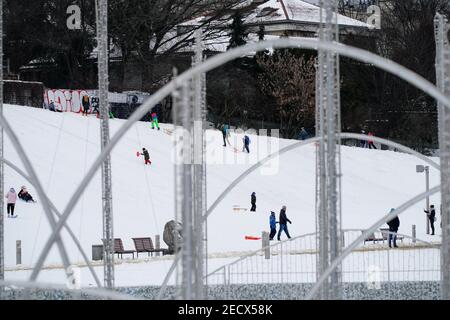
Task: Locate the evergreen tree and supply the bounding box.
[228,11,248,50]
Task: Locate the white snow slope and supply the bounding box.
[2,104,441,283]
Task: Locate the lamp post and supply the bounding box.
[416,165,430,234]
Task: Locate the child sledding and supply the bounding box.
[18,186,36,203]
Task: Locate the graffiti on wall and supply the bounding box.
[44,89,96,113]
[44,89,149,114]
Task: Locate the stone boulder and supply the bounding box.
[163,220,183,254]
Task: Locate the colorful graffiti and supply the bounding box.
[44,89,96,113]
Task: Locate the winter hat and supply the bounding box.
[10,188,15,192]
[282,205,286,210]
[390,208,395,213]
[430,205,435,208]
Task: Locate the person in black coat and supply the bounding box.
[140,148,152,165]
[250,192,256,212]
[387,208,400,248]
[18,186,36,202]
[424,205,436,235]
[82,95,90,116]
[91,97,100,117]
[277,205,292,240]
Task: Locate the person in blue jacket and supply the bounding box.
[222,124,229,147]
[269,211,277,240]
[299,127,309,140]
[243,135,251,153]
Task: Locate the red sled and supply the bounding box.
[245,236,261,240]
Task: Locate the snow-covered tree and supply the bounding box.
[227,11,248,49]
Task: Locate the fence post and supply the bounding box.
[262,231,270,259]
[16,240,21,265]
[386,246,391,299]
[155,235,161,257]
[223,267,226,286]
[412,225,416,244]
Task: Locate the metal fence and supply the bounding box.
[205,230,441,299]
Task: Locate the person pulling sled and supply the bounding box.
[140,148,152,165]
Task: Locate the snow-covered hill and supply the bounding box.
[3,104,441,275]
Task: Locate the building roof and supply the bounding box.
[177,0,370,53]
[247,0,368,27]
[181,0,369,28]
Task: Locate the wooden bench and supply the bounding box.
[363,232,384,244]
[132,237,168,257]
[103,238,135,259]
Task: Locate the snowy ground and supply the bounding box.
[2,104,442,286]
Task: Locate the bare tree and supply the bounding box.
[340,0,448,151]
[109,0,249,91]
[338,0,378,21]
[256,50,316,138]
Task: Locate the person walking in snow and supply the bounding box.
[5,187,17,218]
[299,127,309,140]
[48,100,56,112]
[18,186,36,203]
[151,112,160,130]
[140,148,152,165]
[82,95,90,116]
[269,211,277,240]
[243,135,251,153]
[360,130,367,148]
[368,131,377,149]
[222,124,230,147]
[91,97,100,118]
[277,205,292,240]
[250,192,256,212]
[387,208,400,248]
[424,204,437,235]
